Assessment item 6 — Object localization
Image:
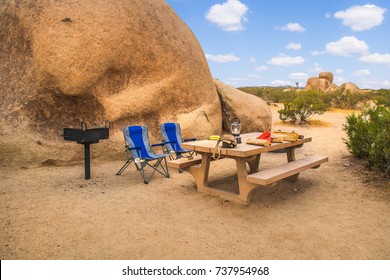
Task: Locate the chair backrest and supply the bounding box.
[123,126,155,159]
[160,122,184,152]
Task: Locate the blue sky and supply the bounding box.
[165,0,390,89]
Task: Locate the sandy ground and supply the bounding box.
[1,106,389,260]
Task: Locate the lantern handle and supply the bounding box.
[232,117,240,124]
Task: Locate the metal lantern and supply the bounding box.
[230,117,242,143]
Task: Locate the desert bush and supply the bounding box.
[329,90,372,109]
[278,91,330,124]
[240,86,388,109]
[238,86,295,103]
[265,89,296,103]
[373,89,390,107]
[343,105,390,173]
[238,86,263,96]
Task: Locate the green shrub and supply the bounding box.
[238,86,295,103]
[239,85,389,109]
[278,91,330,124]
[329,90,372,109]
[374,89,390,107]
[343,106,390,173]
[238,86,264,96]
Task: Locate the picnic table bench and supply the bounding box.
[246,155,328,185]
[167,155,202,169]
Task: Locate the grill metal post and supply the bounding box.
[84,143,91,180]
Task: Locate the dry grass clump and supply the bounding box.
[274,119,331,127]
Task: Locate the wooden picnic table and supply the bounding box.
[169,132,327,205]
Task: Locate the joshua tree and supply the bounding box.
[295,82,299,88]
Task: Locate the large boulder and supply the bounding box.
[318,72,334,83]
[304,77,331,91]
[341,82,360,93]
[214,79,272,133]
[326,83,340,93]
[0,0,222,166]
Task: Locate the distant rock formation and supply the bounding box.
[340,82,360,93]
[305,77,331,92]
[214,80,272,133]
[304,72,361,93]
[318,72,334,84]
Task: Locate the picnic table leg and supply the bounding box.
[183,153,211,189]
[285,147,299,181]
[183,153,256,205]
[235,157,260,205]
[286,147,296,162]
[247,154,261,173]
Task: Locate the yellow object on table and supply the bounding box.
[209,135,220,140]
[245,138,270,146]
[271,137,284,143]
[272,131,299,142]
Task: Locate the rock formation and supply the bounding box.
[0,0,223,166]
[214,80,272,133]
[326,84,340,92]
[304,72,361,93]
[305,77,331,92]
[340,82,360,93]
[0,0,272,167]
[318,72,334,84]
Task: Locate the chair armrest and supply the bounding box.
[127,146,142,151]
[163,140,176,144]
[183,138,197,142]
[151,142,165,147]
[160,140,176,145]
[125,146,142,159]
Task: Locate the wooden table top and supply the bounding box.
[181,132,312,158]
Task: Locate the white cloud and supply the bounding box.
[310,50,324,56]
[325,36,368,56]
[248,74,262,79]
[335,68,344,75]
[289,72,308,80]
[325,13,331,18]
[205,0,249,31]
[228,77,249,82]
[308,63,322,73]
[205,53,240,63]
[276,22,306,32]
[359,79,390,89]
[271,80,292,86]
[249,57,256,63]
[334,76,346,85]
[359,53,390,65]
[334,4,387,31]
[354,69,370,76]
[227,77,249,86]
[254,65,269,72]
[286,42,302,50]
[267,54,305,66]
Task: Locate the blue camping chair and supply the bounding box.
[160,122,196,160]
[116,125,170,184]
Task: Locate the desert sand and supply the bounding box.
[1,105,389,260]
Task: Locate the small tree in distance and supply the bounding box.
[278,90,330,124]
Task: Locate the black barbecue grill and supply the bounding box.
[63,121,110,179]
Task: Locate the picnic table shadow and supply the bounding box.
[201,170,316,206]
